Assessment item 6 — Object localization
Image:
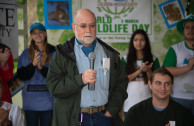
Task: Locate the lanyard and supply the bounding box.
[78,112,83,126]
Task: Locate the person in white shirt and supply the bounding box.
[0,80,24,126]
[162,15,194,115]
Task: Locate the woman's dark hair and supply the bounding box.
[126,29,153,83]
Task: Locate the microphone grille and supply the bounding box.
[88,52,96,59]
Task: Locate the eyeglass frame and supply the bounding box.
[74,23,96,30]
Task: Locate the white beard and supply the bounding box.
[82,35,95,45]
[75,30,95,45]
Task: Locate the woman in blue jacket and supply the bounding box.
[17,23,55,126]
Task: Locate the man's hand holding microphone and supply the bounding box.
[82,52,96,90]
[82,69,96,85]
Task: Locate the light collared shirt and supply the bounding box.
[74,39,110,107]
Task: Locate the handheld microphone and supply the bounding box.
[88,52,96,90]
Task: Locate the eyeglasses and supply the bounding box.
[74,23,96,30]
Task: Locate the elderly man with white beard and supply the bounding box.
[46,8,128,126]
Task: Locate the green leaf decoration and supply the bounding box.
[154,24,163,33]
[58,30,75,44]
[110,43,129,51]
[162,29,184,49]
[37,0,44,22]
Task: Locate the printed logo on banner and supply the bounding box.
[97,0,136,19]
[81,0,152,43]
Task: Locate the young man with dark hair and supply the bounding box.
[124,68,194,126]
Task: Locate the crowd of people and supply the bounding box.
[0,8,194,126]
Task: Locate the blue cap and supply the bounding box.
[30,22,46,33]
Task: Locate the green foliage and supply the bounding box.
[190,1,194,14]
[37,0,44,22]
[162,29,184,49]
[18,10,23,22]
[17,0,26,4]
[58,30,75,44]
[153,4,157,15]
[110,43,129,51]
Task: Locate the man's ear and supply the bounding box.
[72,23,75,33]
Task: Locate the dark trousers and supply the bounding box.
[25,110,53,126]
[79,110,112,126]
